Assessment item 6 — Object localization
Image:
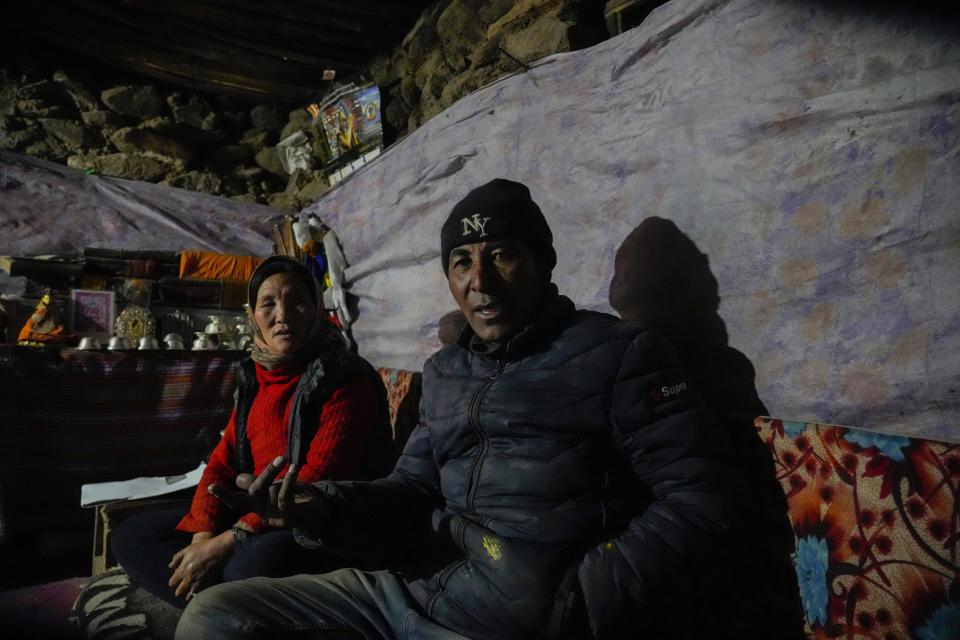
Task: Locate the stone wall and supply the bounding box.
[0,1,606,211]
[0,65,328,212]
[370,0,606,137]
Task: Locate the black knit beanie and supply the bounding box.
[440,178,556,275]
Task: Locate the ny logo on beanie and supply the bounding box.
[461,214,492,238]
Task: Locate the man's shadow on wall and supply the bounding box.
[609,216,804,638]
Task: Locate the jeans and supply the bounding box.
[111,508,337,608]
[175,569,472,640]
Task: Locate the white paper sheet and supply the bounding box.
[80,462,206,507]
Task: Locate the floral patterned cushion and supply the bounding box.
[756,418,960,640]
[376,367,422,451]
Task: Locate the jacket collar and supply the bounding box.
[456,283,575,360]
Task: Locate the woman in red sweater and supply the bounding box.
[111,256,394,607]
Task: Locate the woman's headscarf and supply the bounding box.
[244,255,343,369]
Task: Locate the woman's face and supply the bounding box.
[253,272,315,355]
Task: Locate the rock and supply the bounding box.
[399,76,421,109]
[250,105,284,132]
[166,92,218,130]
[440,71,481,109]
[39,118,100,150]
[280,120,308,142]
[368,52,403,89]
[240,128,274,150]
[24,138,70,162]
[68,152,173,181]
[0,92,14,117]
[229,193,259,204]
[296,174,329,206]
[234,165,266,181]
[17,80,71,104]
[254,146,286,177]
[437,0,482,43]
[441,42,471,75]
[437,0,484,72]
[221,110,250,132]
[425,61,456,99]
[109,127,193,169]
[139,116,228,149]
[310,134,331,166]
[15,100,72,118]
[405,19,439,68]
[470,34,504,69]
[100,85,163,117]
[384,98,410,133]
[267,191,299,212]
[420,92,445,123]
[415,49,448,89]
[284,168,314,194]
[477,0,515,25]
[207,144,254,171]
[500,15,573,65]
[52,71,100,111]
[0,120,42,150]
[80,109,128,132]
[218,174,249,195]
[288,109,312,127]
[166,170,222,195]
[487,0,565,38]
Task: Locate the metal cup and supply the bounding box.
[107,336,131,351]
[191,333,213,351]
[78,336,102,350]
[138,336,160,350]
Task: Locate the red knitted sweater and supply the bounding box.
[177,361,379,534]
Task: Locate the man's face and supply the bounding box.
[447,238,545,344]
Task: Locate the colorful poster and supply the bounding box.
[316,84,383,168]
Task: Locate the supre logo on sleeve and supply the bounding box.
[462,214,492,238]
[650,381,688,403]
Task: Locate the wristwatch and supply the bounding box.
[230,527,249,545]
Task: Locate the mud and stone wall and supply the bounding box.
[370,0,606,137]
[0,0,607,210]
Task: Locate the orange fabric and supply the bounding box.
[179,250,264,281]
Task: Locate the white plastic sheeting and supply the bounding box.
[0,151,277,256]
[302,0,960,439]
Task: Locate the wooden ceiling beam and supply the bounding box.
[5,0,428,105]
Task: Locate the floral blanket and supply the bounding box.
[757,418,959,639]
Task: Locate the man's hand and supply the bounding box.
[208,456,330,529]
[168,532,234,601]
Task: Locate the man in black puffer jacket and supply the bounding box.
[181,179,745,640]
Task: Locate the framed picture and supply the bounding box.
[70,289,115,338]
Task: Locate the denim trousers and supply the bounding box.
[175,568,472,640]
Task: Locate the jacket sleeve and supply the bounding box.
[577,331,741,637]
[295,368,443,555]
[177,410,240,533]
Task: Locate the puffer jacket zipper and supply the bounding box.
[465,360,504,513]
[425,361,504,618]
[424,517,470,616]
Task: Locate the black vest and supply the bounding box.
[232,346,395,479]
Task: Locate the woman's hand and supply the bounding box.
[168,531,236,601]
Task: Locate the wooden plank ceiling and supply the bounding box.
[7,0,430,106]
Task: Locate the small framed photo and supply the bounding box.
[71,289,115,338]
